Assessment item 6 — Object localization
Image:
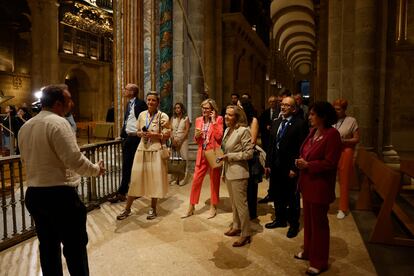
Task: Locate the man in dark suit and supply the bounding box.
[264,96,308,238]
[108,83,147,203]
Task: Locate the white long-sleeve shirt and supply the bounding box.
[18,110,100,187]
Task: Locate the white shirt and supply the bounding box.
[18,110,100,187]
[125,99,138,134]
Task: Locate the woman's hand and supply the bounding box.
[295,158,309,170]
[195,128,202,138]
[210,110,216,123]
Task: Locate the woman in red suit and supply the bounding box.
[295,101,342,275]
[182,99,223,219]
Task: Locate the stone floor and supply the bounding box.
[0,177,376,276]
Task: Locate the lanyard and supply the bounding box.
[202,121,211,149]
[146,111,157,130]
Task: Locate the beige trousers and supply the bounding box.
[225,177,251,237]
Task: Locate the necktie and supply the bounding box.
[276,119,288,143]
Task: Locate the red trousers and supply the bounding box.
[337,147,354,212]
[302,200,330,270]
[190,157,221,205]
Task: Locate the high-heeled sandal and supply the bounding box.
[181,205,195,219]
[232,236,251,247]
[207,206,216,219]
[294,251,308,261]
[306,266,326,275]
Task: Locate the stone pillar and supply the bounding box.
[352,0,377,148]
[188,0,205,118]
[379,0,399,162]
[326,0,342,102]
[113,0,143,136]
[27,0,60,91]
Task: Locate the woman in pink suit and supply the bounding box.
[295,101,342,275]
[182,99,223,219]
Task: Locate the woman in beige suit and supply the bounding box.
[219,105,254,247]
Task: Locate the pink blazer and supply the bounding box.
[194,116,223,166]
[298,127,342,204]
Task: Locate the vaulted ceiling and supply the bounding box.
[270,0,315,75]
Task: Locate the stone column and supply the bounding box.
[27,0,60,91]
[113,0,143,136]
[379,0,399,162]
[326,0,342,102]
[352,0,377,148]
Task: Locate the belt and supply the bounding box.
[127,132,137,137]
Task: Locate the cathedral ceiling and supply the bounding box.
[270,0,315,75]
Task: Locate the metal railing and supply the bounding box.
[0,139,122,251]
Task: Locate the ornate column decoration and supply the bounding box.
[159,0,173,115]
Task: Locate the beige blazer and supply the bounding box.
[222,126,254,180]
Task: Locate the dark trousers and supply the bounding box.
[25,186,89,276]
[118,136,140,195]
[273,190,300,228]
[270,172,300,227]
[303,200,330,270]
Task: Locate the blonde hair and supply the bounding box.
[200,98,219,114]
[226,105,248,127]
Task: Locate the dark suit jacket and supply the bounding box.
[259,106,280,152]
[298,127,342,204]
[120,97,148,138]
[265,115,308,197]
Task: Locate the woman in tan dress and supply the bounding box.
[169,102,190,185]
[117,92,170,220]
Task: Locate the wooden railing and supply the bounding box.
[0,139,122,251]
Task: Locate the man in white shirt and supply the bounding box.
[19,84,105,276]
[108,83,147,203]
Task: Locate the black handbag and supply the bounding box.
[168,150,186,175]
[249,146,264,182]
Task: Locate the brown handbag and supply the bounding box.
[204,147,224,168]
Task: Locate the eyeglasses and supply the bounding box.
[280,103,293,107]
[202,107,211,110]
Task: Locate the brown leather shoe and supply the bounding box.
[232,236,251,247]
[224,229,241,236]
[108,193,126,204]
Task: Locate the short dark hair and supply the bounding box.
[146,91,160,102]
[40,84,68,108]
[309,101,337,128]
[241,100,256,124]
[231,93,240,98]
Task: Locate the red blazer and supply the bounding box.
[194,116,224,166]
[298,127,342,204]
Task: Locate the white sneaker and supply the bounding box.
[337,210,346,219]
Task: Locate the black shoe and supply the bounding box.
[258,195,272,204]
[108,193,126,203]
[265,220,287,229]
[287,226,299,238]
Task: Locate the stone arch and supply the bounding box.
[63,67,92,121]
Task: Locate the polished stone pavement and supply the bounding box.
[0,177,376,276]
